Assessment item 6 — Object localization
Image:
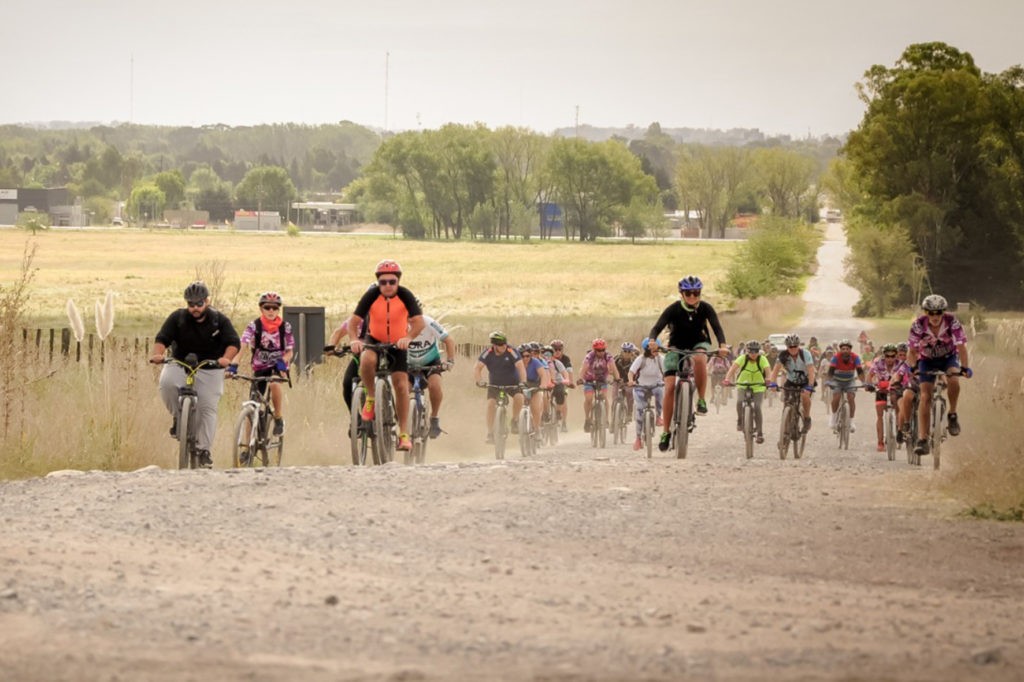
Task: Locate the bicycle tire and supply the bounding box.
[743,402,754,460]
[838,402,850,450]
[271,431,283,467]
[350,385,371,466]
[644,408,655,459]
[675,381,691,460]
[409,399,427,465]
[232,405,259,468]
[374,378,395,464]
[884,409,897,462]
[545,404,559,446]
[519,409,532,457]
[178,396,195,470]
[611,400,623,444]
[713,385,723,414]
[931,396,945,470]
[494,404,507,460]
[618,399,629,443]
[778,405,792,460]
[792,406,807,460]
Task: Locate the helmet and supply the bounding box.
[183,281,209,302]
[897,342,909,352]
[678,275,703,292]
[881,343,898,355]
[489,330,507,345]
[592,338,607,351]
[550,339,564,350]
[528,341,542,352]
[838,338,853,349]
[374,259,402,277]
[641,338,662,351]
[922,294,947,312]
[542,345,554,354]
[517,343,530,354]
[809,336,818,344]
[621,342,637,353]
[259,291,282,307]
[746,340,762,353]
[785,334,801,348]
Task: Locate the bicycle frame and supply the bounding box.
[230,374,288,467]
[164,354,219,469]
[665,348,712,460]
[635,384,662,459]
[482,384,517,460]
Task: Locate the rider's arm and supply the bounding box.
[704,303,728,353]
[406,314,427,345]
[442,336,457,367]
[473,359,486,384]
[327,320,349,346]
[149,341,168,364]
[515,359,527,384]
[723,361,738,384]
[956,343,969,371]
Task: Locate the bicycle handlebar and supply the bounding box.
[161,356,221,371]
[323,344,353,357]
[229,374,289,384]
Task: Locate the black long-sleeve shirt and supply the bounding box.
[155,308,241,365]
[649,300,726,350]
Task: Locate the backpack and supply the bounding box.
[252,317,285,353]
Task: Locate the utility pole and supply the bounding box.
[384,51,390,135]
[574,105,579,138]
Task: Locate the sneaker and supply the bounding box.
[849,420,856,433]
[485,432,494,444]
[583,418,591,433]
[914,439,930,456]
[273,417,285,436]
[197,449,213,469]
[696,398,708,415]
[755,434,764,444]
[633,437,642,451]
[877,442,885,452]
[360,399,375,422]
[238,448,251,466]
[947,413,961,436]
[803,416,812,433]
[828,413,837,429]
[896,429,904,445]
[397,433,412,451]
[169,416,178,437]
[429,417,442,439]
[658,432,671,452]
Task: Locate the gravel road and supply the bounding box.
[1,225,1021,681]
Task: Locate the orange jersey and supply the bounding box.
[352,284,422,343]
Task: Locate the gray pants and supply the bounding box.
[159,364,225,452]
[737,390,765,437]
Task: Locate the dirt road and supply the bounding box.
[1,227,1022,681]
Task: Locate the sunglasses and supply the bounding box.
[261,305,280,311]
[187,300,205,308]
[682,291,702,298]
[926,311,943,316]
[378,278,399,286]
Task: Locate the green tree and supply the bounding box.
[235,165,297,217]
[153,170,186,210]
[128,183,166,224]
[753,147,816,218]
[843,222,919,316]
[676,145,753,238]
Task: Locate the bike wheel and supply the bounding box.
[778,405,792,460]
[884,409,897,462]
[644,408,655,459]
[374,379,395,464]
[409,401,427,465]
[232,405,258,468]
[595,403,606,448]
[713,385,723,414]
[931,397,946,470]
[839,402,850,450]
[610,401,622,444]
[178,396,195,469]
[494,405,507,460]
[743,403,754,460]
[350,386,369,466]
[271,430,283,467]
[675,381,691,459]
[519,410,532,457]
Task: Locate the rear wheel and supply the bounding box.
[593,401,606,449]
[838,402,851,450]
[884,409,897,462]
[177,396,195,470]
[792,411,807,460]
[743,402,754,460]
[232,405,258,468]
[350,385,370,465]
[643,408,655,459]
[494,405,507,460]
[675,381,691,460]
[778,405,792,460]
[409,400,428,465]
[611,399,625,444]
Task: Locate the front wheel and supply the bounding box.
[518,409,533,457]
[931,397,946,470]
[884,409,897,462]
[374,379,396,464]
[350,385,370,465]
[675,381,691,460]
[177,395,195,469]
[778,405,792,460]
[742,402,754,460]
[408,400,428,465]
[494,404,507,460]
[643,408,655,459]
[232,405,259,468]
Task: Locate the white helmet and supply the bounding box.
[922,294,948,313]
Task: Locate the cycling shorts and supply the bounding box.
[917,355,960,383]
[365,336,409,374]
[828,379,858,394]
[663,342,712,376]
[486,385,522,401]
[552,384,566,405]
[581,381,610,393]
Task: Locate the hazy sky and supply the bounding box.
[4,0,1022,138]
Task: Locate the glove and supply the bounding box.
[443,359,454,371]
[961,367,973,378]
[227,363,238,375]
[864,384,876,393]
[767,382,778,389]
[803,386,814,393]
[476,380,487,388]
[275,359,288,372]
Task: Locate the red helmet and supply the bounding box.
[374,259,402,277]
[259,291,282,306]
[592,338,607,351]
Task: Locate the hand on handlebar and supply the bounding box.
[960,366,973,379]
[476,380,487,388]
[275,359,289,372]
[226,363,238,375]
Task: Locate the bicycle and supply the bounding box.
[776,382,813,461]
[710,374,729,414]
[725,381,763,460]
[163,353,220,469]
[229,372,290,467]
[361,342,400,465]
[665,348,712,460]
[540,387,559,446]
[581,380,609,449]
[830,382,871,450]
[518,387,539,457]
[918,369,969,470]
[610,382,630,445]
[874,380,899,462]
[326,344,378,466]
[634,384,663,459]
[407,365,447,465]
[481,384,518,460]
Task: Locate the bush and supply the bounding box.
[723,218,820,299]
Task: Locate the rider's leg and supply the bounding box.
[192,369,225,452]
[947,374,961,413]
[662,376,677,434]
[530,391,544,431]
[485,398,497,434]
[801,392,812,426]
[734,390,744,429]
[158,364,185,415]
[752,392,765,437]
[875,401,884,443]
[358,349,378,401]
[393,371,410,434]
[693,354,708,400]
[918,382,935,435]
[427,373,443,418]
[847,390,856,419]
[270,382,283,417]
[583,388,595,425]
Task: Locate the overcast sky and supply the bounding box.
[4,0,1021,138]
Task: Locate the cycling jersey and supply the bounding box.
[868,357,911,385]
[524,356,548,385]
[829,352,862,382]
[580,350,615,383]
[776,348,814,384]
[546,357,568,384]
[352,283,422,344]
[407,314,448,369]
[478,346,522,386]
[733,354,771,393]
[649,299,726,350]
[155,307,240,365]
[908,313,968,360]
[240,318,295,371]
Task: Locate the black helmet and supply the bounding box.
[183,281,209,302]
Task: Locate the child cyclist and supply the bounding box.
[628,338,665,451]
[722,340,771,444]
[233,292,294,435]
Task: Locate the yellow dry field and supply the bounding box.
[0,227,739,332]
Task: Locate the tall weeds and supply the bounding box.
[0,242,37,445]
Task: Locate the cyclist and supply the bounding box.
[407,308,456,439]
[894,342,919,442]
[519,342,551,438]
[579,338,620,432]
[327,317,363,412]
[348,259,425,452]
[646,275,728,452]
[866,343,910,452]
[235,292,294,436]
[768,334,816,434]
[827,339,865,433]
[628,338,665,451]
[723,340,772,444]
[614,342,639,419]
[708,346,731,398]
[474,331,527,443]
[148,281,240,468]
[550,339,573,431]
[907,294,972,456]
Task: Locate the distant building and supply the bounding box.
[290,201,357,230]
[0,187,83,226]
[234,210,282,231]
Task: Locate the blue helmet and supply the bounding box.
[678,275,703,292]
[641,338,664,351]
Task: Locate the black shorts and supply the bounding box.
[552,384,567,405]
[365,336,409,374]
[487,385,522,401]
